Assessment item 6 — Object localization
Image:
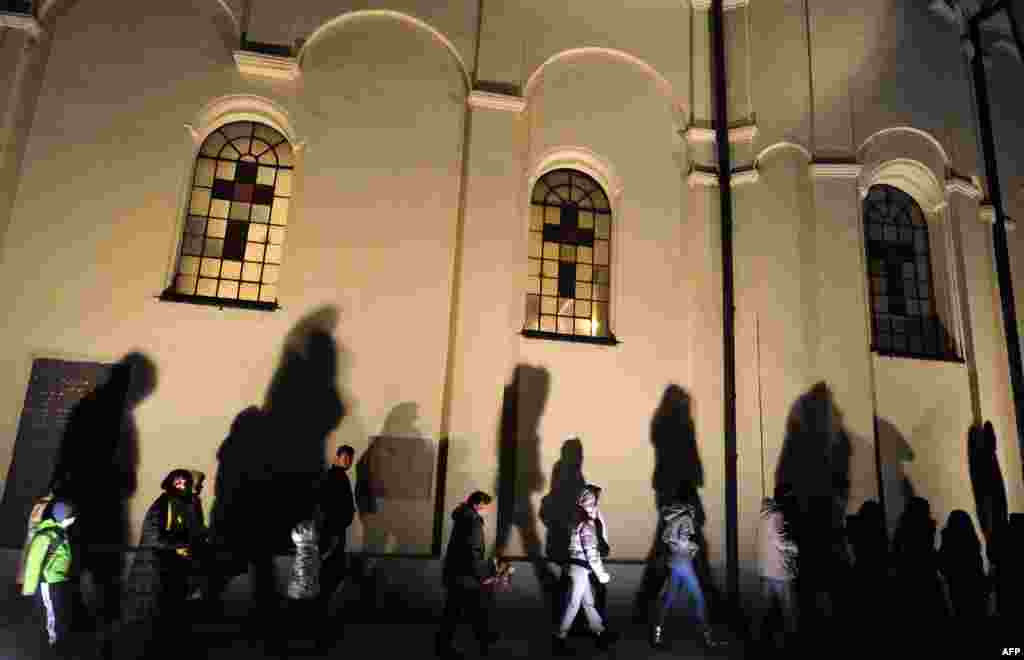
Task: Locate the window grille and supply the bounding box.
[864,184,956,359]
[524,169,616,343]
[163,121,293,310]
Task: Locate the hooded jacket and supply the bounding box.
[21,519,72,595]
[442,502,491,586]
[568,486,610,581]
[660,501,699,565]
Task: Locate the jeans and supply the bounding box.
[558,565,606,638]
[655,560,707,626]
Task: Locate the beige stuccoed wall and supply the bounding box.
[0,1,467,551]
[0,0,1023,608]
[507,51,709,563]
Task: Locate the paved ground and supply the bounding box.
[0,551,750,659]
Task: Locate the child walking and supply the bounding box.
[22,501,77,654]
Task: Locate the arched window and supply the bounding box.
[163,121,293,309]
[524,168,615,343]
[864,184,954,359]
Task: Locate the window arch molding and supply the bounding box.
[528,146,623,208]
[857,158,964,361]
[858,158,946,218]
[522,147,622,345]
[185,94,304,150]
[162,95,304,310]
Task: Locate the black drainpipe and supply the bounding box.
[710,0,740,614]
[968,13,1024,482]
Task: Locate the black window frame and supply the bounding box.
[863,184,960,362]
[160,121,294,312]
[522,168,619,346]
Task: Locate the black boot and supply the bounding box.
[552,635,573,656]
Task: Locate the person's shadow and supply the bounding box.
[877,417,916,535]
[353,402,436,615]
[206,306,346,635]
[633,384,707,624]
[494,364,557,591]
[774,382,853,642]
[49,352,156,638]
[539,437,587,624]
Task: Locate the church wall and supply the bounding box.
[873,356,976,538]
[505,54,706,564]
[0,1,1022,610]
[0,0,467,550]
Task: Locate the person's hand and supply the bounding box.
[596,571,611,584]
[482,576,498,585]
[175,547,191,559]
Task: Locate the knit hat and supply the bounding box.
[50,501,73,523]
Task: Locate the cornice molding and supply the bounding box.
[0,10,43,41]
[691,0,749,10]
[980,205,1016,231]
[731,168,760,186]
[683,124,758,146]
[233,50,301,81]
[687,170,718,188]
[810,162,862,179]
[686,168,759,187]
[467,90,526,113]
[945,177,983,200]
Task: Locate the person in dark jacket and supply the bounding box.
[318,444,356,611]
[124,469,203,638]
[437,491,499,659]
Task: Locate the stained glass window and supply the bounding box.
[165,121,293,309]
[524,169,613,341]
[864,184,956,359]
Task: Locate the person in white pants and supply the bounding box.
[553,485,618,655]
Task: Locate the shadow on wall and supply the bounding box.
[207,305,346,612]
[494,364,557,590]
[967,420,1008,566]
[632,385,712,622]
[774,382,852,631]
[876,417,916,534]
[49,352,156,622]
[355,402,436,557]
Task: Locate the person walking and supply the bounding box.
[317,445,356,612]
[553,485,617,656]
[437,491,500,659]
[649,487,725,650]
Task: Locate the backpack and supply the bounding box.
[15,494,55,586]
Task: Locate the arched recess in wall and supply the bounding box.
[296,9,471,94]
[166,94,303,299]
[523,47,687,131]
[37,0,240,51]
